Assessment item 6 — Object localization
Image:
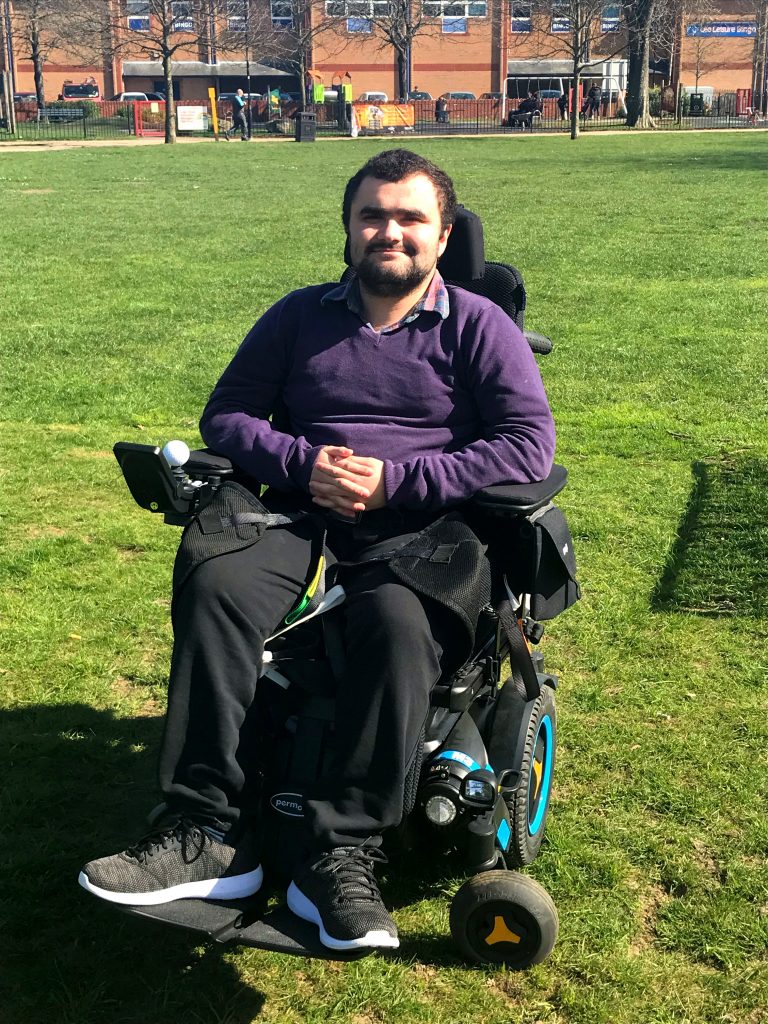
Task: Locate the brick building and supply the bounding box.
[0,1,763,102]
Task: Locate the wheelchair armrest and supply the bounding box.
[470,464,567,516]
[525,330,553,355]
[185,448,234,476]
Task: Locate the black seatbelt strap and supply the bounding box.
[495,597,541,702]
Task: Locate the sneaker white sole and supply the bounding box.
[77,865,263,906]
[287,881,399,950]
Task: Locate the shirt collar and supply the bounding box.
[322,269,450,333]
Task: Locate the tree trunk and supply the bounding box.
[163,48,176,143]
[396,46,408,101]
[31,28,45,107]
[753,0,768,115]
[625,0,654,128]
[570,69,580,139]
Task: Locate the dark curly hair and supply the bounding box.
[342,149,457,232]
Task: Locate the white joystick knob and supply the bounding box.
[162,440,190,468]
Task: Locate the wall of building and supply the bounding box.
[5,1,762,104]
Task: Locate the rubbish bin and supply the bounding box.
[689,93,705,115]
[295,111,316,142]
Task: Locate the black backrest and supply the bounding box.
[437,205,527,331]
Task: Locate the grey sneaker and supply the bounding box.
[287,844,399,950]
[78,818,263,906]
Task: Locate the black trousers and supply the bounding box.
[158,506,458,850]
[232,110,249,138]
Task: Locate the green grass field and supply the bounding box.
[1,133,767,1024]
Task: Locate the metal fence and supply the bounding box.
[2,91,764,142]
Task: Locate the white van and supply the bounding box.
[357,91,389,103]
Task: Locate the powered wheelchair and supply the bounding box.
[109,209,580,969]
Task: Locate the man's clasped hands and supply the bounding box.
[309,445,387,517]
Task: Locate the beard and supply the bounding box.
[354,242,437,297]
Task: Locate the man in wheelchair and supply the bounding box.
[79,149,557,955]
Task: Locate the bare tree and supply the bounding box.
[534,0,626,139]
[752,0,768,114]
[368,0,440,101]
[72,0,251,143]
[11,0,82,105]
[621,0,657,126]
[219,0,348,107]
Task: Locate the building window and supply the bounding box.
[347,16,372,30]
[423,0,485,15]
[171,1,194,31]
[226,0,245,31]
[271,0,293,27]
[126,0,149,31]
[510,2,531,32]
[551,2,570,33]
[601,4,620,32]
[442,15,467,31]
[326,0,390,14]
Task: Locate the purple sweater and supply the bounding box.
[200,283,556,511]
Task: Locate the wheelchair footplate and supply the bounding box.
[119,888,370,960]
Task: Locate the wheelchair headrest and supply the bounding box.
[437,205,485,282]
[343,204,486,282]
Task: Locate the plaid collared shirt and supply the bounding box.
[321,269,450,333]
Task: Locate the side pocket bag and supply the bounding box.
[518,503,580,621]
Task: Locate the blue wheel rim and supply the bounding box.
[528,714,553,836]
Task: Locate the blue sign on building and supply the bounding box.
[686,22,756,37]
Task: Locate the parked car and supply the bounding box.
[440,91,477,100]
[112,92,148,101]
[13,91,37,104]
[60,81,100,100]
[406,90,432,100]
[357,91,389,103]
[145,92,166,101]
[480,92,502,100]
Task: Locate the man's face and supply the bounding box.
[348,173,451,298]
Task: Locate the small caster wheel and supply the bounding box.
[503,685,556,867]
[449,870,558,968]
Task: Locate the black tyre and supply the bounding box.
[449,870,558,968]
[503,684,556,867]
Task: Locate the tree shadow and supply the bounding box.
[651,457,768,618]
[0,703,265,1024]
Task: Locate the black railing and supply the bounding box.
[3,91,763,143]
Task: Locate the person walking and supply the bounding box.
[226,88,250,141]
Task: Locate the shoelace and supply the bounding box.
[126,818,208,865]
[313,845,388,903]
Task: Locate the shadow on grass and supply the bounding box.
[0,703,265,1024]
[652,457,768,617]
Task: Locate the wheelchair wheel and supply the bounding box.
[503,684,556,867]
[449,870,558,968]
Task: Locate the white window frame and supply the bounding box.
[510,2,531,32]
[271,0,293,27]
[171,0,194,32]
[601,4,620,32]
[442,14,467,31]
[126,0,150,30]
[423,0,485,16]
[326,0,391,14]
